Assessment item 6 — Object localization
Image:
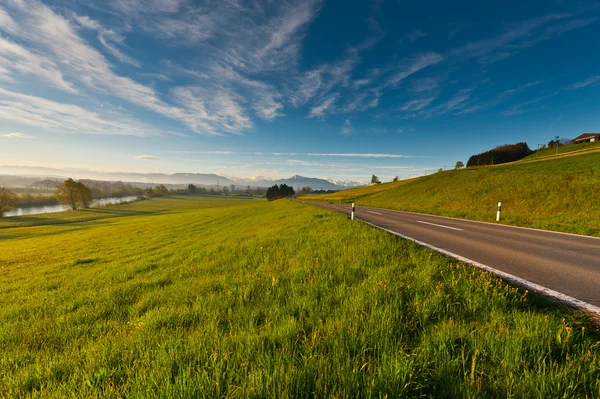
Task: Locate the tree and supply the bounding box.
[0,187,18,217]
[393,176,399,182]
[266,184,295,201]
[298,186,313,195]
[188,184,197,194]
[230,184,236,194]
[371,175,381,184]
[55,178,83,210]
[76,181,92,208]
[455,161,464,169]
[154,185,169,196]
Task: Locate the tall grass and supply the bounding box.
[305,152,600,236]
[1,197,599,397]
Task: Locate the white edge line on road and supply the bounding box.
[366,210,382,215]
[417,220,463,231]
[360,206,600,241]
[355,217,600,318]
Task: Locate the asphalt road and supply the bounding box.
[311,202,600,308]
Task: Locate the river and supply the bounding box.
[5,196,140,217]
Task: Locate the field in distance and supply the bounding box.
[304,152,600,237]
[1,196,599,397]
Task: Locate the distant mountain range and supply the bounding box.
[0,166,366,191]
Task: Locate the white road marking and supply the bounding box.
[367,210,382,215]
[417,220,464,231]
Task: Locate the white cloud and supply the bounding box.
[171,86,253,135]
[406,30,426,42]
[135,155,160,160]
[453,13,598,64]
[0,88,157,137]
[72,13,140,67]
[571,75,600,90]
[306,153,411,158]
[400,96,437,112]
[308,94,339,118]
[384,53,445,88]
[0,36,77,93]
[340,119,354,135]
[2,132,34,139]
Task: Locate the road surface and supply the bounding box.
[311,202,600,308]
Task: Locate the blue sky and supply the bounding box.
[1,0,599,183]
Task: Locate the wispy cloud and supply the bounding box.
[135,155,160,160]
[340,119,354,135]
[384,53,445,88]
[405,30,426,42]
[2,132,34,139]
[72,14,140,67]
[306,153,412,158]
[0,36,77,93]
[400,96,437,112]
[453,12,598,64]
[0,88,158,137]
[570,75,600,90]
[308,94,339,118]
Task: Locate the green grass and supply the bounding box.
[305,152,600,237]
[1,196,600,397]
[0,195,258,229]
[521,141,600,161]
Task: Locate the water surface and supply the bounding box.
[5,196,139,217]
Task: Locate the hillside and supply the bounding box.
[520,140,600,161]
[303,152,600,236]
[2,196,599,396]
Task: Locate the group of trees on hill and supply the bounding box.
[266,184,295,201]
[467,142,533,167]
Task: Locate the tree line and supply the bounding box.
[466,142,533,167]
[266,184,295,201]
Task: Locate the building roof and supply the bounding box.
[573,133,600,140]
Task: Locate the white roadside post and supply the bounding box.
[496,202,502,222]
[351,203,355,220]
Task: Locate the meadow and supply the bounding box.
[305,152,600,237]
[1,196,599,397]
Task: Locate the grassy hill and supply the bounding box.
[1,196,600,397]
[305,152,600,236]
[521,140,600,161]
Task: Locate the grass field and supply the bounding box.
[1,196,599,397]
[304,152,600,237]
[521,141,600,161]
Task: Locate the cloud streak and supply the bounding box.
[2,132,34,139]
[135,155,160,160]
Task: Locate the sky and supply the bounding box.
[1,0,600,183]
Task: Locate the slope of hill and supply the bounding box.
[303,152,600,236]
[520,141,600,161]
